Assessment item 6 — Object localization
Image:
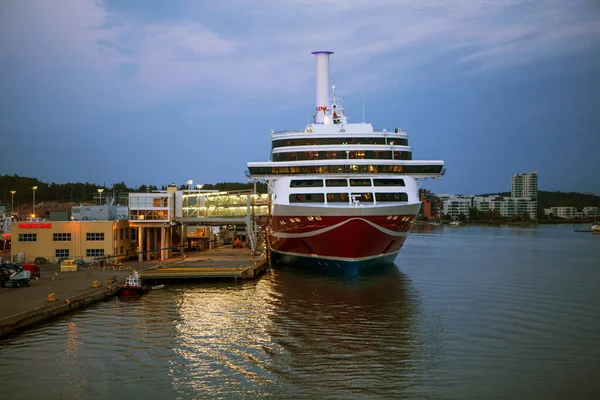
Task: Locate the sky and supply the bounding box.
[1,0,599,195]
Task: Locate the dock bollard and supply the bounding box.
[92,280,99,288]
[48,293,56,302]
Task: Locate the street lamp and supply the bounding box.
[10,190,15,213]
[71,216,75,259]
[97,188,104,205]
[32,186,38,218]
[186,180,193,191]
[195,184,203,190]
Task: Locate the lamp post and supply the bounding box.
[10,190,15,214]
[71,216,75,259]
[32,186,38,218]
[97,188,104,205]
[186,180,193,191]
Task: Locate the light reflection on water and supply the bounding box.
[0,224,599,399]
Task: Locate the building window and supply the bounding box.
[86,249,105,257]
[86,233,105,241]
[129,210,169,221]
[120,228,124,240]
[18,233,37,242]
[56,249,70,257]
[53,233,72,242]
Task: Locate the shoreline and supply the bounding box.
[414,219,596,226]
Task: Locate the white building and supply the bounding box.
[512,172,538,199]
[471,195,536,219]
[442,196,472,220]
[583,207,599,217]
[550,207,578,219]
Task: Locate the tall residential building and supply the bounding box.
[512,172,538,200]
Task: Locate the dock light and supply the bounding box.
[32,186,38,218]
[10,190,15,213]
[97,188,104,205]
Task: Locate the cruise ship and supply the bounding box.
[247,51,445,269]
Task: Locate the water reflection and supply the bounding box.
[265,265,425,398]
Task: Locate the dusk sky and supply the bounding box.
[1,0,599,195]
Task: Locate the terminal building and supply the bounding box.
[10,187,269,264]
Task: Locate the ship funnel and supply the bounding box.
[312,51,334,124]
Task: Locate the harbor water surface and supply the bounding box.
[1,224,598,399]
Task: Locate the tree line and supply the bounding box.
[0,174,267,207]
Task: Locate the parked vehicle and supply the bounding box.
[0,262,31,288]
[21,263,41,278]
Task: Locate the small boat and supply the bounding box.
[120,271,148,295]
[151,284,165,290]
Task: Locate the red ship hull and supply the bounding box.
[269,213,414,269]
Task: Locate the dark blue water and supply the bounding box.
[1,225,598,399]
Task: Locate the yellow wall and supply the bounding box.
[11,220,134,263]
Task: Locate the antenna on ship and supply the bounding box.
[362,95,365,123]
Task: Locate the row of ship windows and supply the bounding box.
[289,192,409,203]
[249,164,443,175]
[19,233,106,242]
[272,150,412,161]
[290,178,405,188]
[272,137,408,148]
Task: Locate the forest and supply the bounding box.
[0,174,267,208]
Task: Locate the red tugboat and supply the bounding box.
[120,271,148,295]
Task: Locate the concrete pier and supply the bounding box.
[140,246,268,282]
[0,246,267,337]
[0,266,131,337]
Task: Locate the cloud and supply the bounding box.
[1,0,599,110]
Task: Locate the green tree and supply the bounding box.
[468,207,479,221]
[490,209,502,221]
